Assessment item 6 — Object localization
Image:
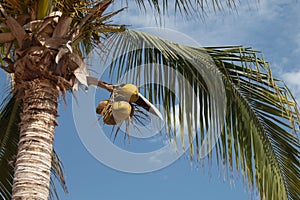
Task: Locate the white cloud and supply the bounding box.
[282,71,300,86]
[282,70,300,104]
[148,153,164,164]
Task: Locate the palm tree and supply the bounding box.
[0,0,299,200]
[0,94,67,200]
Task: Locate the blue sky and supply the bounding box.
[1,0,300,200]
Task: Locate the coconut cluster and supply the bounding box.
[96,84,138,125]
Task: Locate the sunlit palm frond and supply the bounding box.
[51,0,125,54]
[0,94,68,200]
[0,0,125,54]
[105,30,300,200]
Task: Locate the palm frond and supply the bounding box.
[49,150,68,200]
[0,94,68,200]
[0,93,19,200]
[133,0,238,16]
[104,30,300,200]
[0,0,125,67]
[207,46,300,200]
[0,0,34,16]
[37,0,53,19]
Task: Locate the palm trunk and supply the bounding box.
[12,79,59,200]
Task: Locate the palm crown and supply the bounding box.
[0,0,299,200]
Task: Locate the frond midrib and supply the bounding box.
[215,59,291,199]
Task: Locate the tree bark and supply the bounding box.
[12,79,59,200]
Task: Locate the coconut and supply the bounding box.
[111,101,132,122]
[114,84,139,103]
[96,100,110,115]
[103,110,116,125]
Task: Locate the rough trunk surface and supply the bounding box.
[12,79,58,200]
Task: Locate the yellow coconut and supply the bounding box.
[114,84,139,103]
[111,101,132,122]
[96,100,110,115]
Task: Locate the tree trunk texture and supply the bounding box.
[12,79,59,200]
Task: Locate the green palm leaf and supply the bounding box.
[0,94,68,200]
[0,0,297,199]
[104,30,300,200]
[0,93,19,200]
